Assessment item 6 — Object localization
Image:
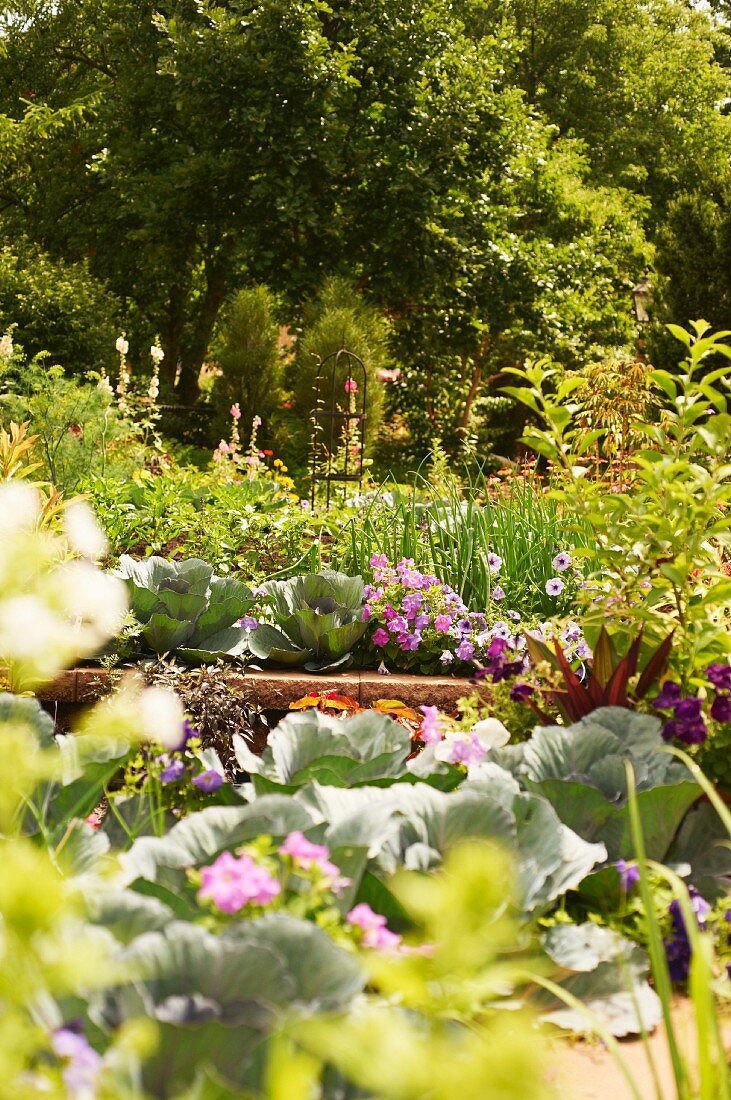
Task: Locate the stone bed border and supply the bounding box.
[37,667,473,712]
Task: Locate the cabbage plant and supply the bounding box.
[116,555,254,661]
[494,707,699,861]
[249,571,367,671]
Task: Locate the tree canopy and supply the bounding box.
[0,0,728,436]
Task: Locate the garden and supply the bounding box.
[1,2,731,1098]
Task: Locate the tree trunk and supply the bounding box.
[457,361,483,438]
[457,335,492,440]
[161,278,189,389]
[177,240,235,403]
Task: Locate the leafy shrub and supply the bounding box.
[287,277,390,462]
[249,571,367,671]
[209,285,285,445]
[0,242,120,375]
[116,555,254,661]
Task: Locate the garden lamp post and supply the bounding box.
[631,268,652,325]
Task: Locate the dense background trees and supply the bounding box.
[0,0,729,454]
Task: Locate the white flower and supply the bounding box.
[148,377,160,401]
[0,482,41,533]
[469,717,511,750]
[116,335,129,356]
[138,687,185,749]
[64,501,108,560]
[60,561,128,643]
[0,596,68,662]
[97,374,114,399]
[150,343,164,365]
[0,330,14,361]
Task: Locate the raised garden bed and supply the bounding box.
[37,666,473,712]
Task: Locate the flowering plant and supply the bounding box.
[116,716,230,827]
[212,404,296,494]
[363,555,525,674]
[193,834,414,955]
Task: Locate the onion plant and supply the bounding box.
[330,470,592,616]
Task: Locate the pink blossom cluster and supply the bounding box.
[347,902,401,950]
[279,830,351,893]
[198,851,281,913]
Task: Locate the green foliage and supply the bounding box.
[294,844,548,1100]
[1,357,138,492]
[503,323,731,679]
[210,285,285,445]
[234,708,460,794]
[0,242,120,375]
[249,571,367,671]
[332,475,589,618]
[485,0,731,209]
[626,762,731,1100]
[116,555,254,661]
[495,707,699,860]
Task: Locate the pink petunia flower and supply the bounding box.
[347,902,401,949]
[198,851,281,913]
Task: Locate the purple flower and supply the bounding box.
[240,615,258,631]
[507,609,521,621]
[402,592,423,617]
[456,617,472,635]
[372,627,389,647]
[615,859,640,891]
[434,613,453,633]
[182,718,199,745]
[413,613,430,631]
[370,553,389,569]
[664,886,711,982]
[488,552,503,574]
[491,621,513,640]
[662,713,707,746]
[707,664,731,692]
[491,586,506,601]
[653,681,682,710]
[442,733,487,767]
[387,615,409,635]
[160,758,186,784]
[52,1029,102,1097]
[676,697,703,721]
[363,605,371,621]
[545,577,565,596]
[576,639,592,660]
[710,694,731,723]
[193,769,224,793]
[487,636,509,658]
[456,640,475,661]
[399,631,421,652]
[552,551,572,572]
[198,851,281,913]
[419,704,443,744]
[510,682,534,702]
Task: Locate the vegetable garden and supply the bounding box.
[2,1,731,1096]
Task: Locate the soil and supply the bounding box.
[547,997,731,1098]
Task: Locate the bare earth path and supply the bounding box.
[547,998,731,1099]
